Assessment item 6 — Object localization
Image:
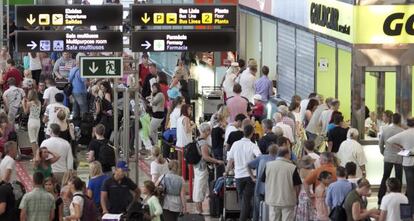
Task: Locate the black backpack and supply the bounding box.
[98,140,116,169]
[329,183,356,221]
[184,139,202,165]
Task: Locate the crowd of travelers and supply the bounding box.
[0,44,412,221]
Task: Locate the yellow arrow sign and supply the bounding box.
[141,13,151,24]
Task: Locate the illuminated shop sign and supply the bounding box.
[310,3,350,35]
[307,0,354,43]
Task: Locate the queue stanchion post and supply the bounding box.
[189,164,194,202]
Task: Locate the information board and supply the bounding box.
[80,57,123,78]
[16,31,123,52]
[16,5,123,26]
[130,4,237,26]
[131,30,237,52]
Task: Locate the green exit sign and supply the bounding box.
[10,0,34,5]
[80,57,123,78]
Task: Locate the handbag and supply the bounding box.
[156,174,166,205]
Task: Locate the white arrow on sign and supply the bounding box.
[89,62,99,73]
[141,41,151,50]
[26,14,36,25]
[26,41,37,50]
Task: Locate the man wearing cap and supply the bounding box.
[101,161,140,215]
[255,65,273,103]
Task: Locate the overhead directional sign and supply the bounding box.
[130,4,237,26]
[80,57,123,78]
[131,30,237,52]
[16,5,123,27]
[16,31,123,52]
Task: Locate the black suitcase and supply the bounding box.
[209,180,223,218]
[178,214,205,221]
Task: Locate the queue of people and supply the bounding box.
[0,47,412,221]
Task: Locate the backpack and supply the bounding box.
[98,140,116,169]
[74,194,98,221]
[184,139,202,165]
[126,198,150,221]
[328,183,355,221]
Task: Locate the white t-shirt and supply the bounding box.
[70,192,84,221]
[0,155,16,183]
[223,73,237,98]
[44,103,70,135]
[3,86,25,108]
[299,99,310,123]
[227,138,262,179]
[40,137,73,173]
[224,125,238,144]
[273,122,294,143]
[29,54,42,70]
[150,161,169,182]
[319,109,333,134]
[238,70,256,103]
[43,86,62,105]
[169,107,181,129]
[380,192,408,221]
[337,139,368,178]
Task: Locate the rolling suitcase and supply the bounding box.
[259,201,269,221]
[209,179,223,218]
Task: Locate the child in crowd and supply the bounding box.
[315,171,332,221]
[303,140,321,168]
[22,69,34,90]
[252,94,264,121]
[44,177,64,221]
[142,180,163,221]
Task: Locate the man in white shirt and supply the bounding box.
[2,77,25,124]
[0,141,18,183]
[379,178,408,221]
[40,123,73,185]
[43,93,70,136]
[336,128,367,178]
[227,124,261,221]
[43,78,62,107]
[387,118,414,212]
[238,60,257,103]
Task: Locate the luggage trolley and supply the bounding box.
[221,175,240,221]
[201,86,223,122]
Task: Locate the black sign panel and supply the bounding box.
[131,30,236,52]
[16,5,123,27]
[16,31,123,52]
[131,4,237,26]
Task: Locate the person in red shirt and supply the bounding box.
[1,59,23,91]
[252,94,265,121]
[139,53,150,86]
